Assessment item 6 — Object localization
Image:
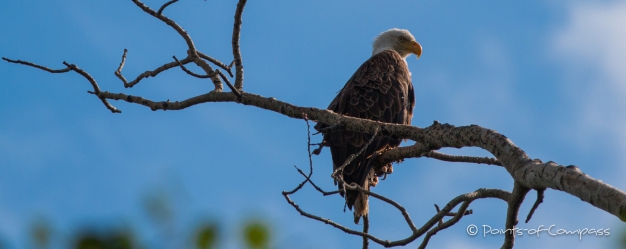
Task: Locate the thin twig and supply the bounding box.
[525,188,545,223]
[283,116,316,195]
[131,0,224,92]
[305,114,314,178]
[434,204,443,226]
[292,165,340,196]
[332,128,380,182]
[216,70,242,99]
[362,215,369,249]
[232,0,247,90]
[283,188,512,247]
[345,183,418,232]
[4,57,120,112]
[114,49,128,82]
[62,62,121,113]
[433,204,472,227]
[173,56,213,78]
[434,204,472,218]
[198,52,233,77]
[115,53,193,88]
[418,201,472,249]
[157,0,179,15]
[112,51,229,89]
[2,57,71,73]
[131,0,196,53]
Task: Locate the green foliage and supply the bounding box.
[30,218,52,248]
[195,222,219,249]
[242,221,270,249]
[21,189,275,248]
[73,229,135,249]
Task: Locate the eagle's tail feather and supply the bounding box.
[353,174,371,224]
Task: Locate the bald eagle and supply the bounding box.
[315,29,421,223]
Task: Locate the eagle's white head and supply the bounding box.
[372,28,422,59]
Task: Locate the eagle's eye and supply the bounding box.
[398,36,405,42]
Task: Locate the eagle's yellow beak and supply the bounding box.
[411,41,422,59]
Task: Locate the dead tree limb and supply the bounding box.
[232,0,247,90]
[4,55,626,222]
[4,1,626,248]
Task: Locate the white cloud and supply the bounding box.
[554,2,626,85]
[552,1,626,162]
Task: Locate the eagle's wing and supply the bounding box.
[316,50,415,223]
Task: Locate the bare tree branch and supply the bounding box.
[4,56,626,221]
[173,56,213,79]
[232,0,247,90]
[284,184,511,247]
[216,70,242,100]
[115,49,129,81]
[418,201,472,249]
[2,57,71,73]
[502,182,530,249]
[114,51,192,88]
[4,55,626,221]
[171,54,240,99]
[5,2,626,248]
[157,0,179,15]
[434,204,473,224]
[3,57,121,113]
[292,164,340,196]
[362,215,369,249]
[112,50,233,89]
[198,52,233,77]
[284,116,317,196]
[131,0,195,53]
[422,150,503,166]
[525,188,545,223]
[131,0,224,92]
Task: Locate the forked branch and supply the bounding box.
[4,1,626,248]
[4,52,626,223]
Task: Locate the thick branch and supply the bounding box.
[502,182,530,249]
[5,58,626,222]
[422,151,502,166]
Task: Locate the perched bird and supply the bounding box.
[315,28,421,223]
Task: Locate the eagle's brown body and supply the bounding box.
[316,49,415,223]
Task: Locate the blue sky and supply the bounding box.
[2,0,626,248]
